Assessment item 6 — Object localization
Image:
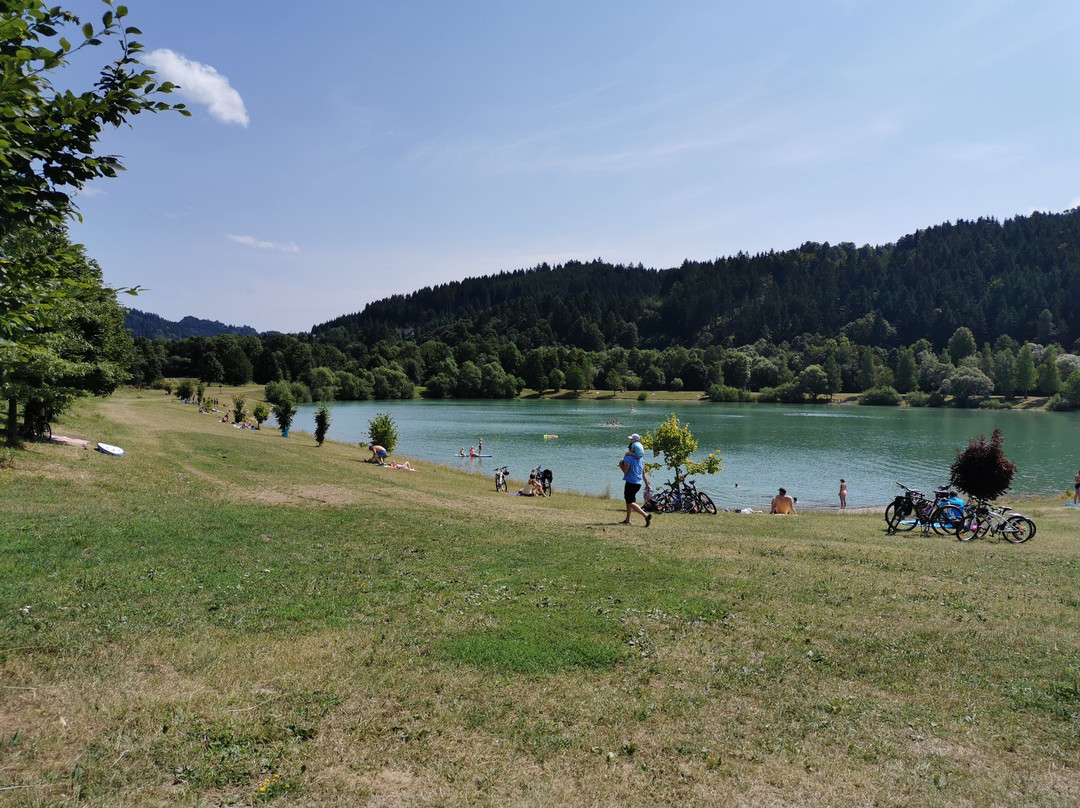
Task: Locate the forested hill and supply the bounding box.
[125,309,259,340]
[313,209,1080,351]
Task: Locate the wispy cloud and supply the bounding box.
[227,234,300,253]
[145,49,249,126]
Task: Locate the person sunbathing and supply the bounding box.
[518,473,546,496]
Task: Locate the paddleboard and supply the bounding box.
[96,442,124,456]
[543,434,559,439]
[51,435,89,448]
[454,454,492,457]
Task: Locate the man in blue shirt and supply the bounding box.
[619,433,652,527]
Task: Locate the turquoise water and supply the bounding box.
[293,398,1079,510]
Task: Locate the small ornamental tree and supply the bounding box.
[271,394,296,436]
[232,395,247,425]
[252,402,269,427]
[314,403,331,446]
[641,413,723,484]
[949,428,1017,501]
[367,412,398,455]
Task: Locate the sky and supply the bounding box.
[58,0,1080,334]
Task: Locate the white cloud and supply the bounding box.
[227,234,300,254]
[145,49,249,126]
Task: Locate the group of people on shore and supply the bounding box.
[617,433,853,522]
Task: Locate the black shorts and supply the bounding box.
[624,482,642,504]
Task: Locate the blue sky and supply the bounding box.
[63,0,1080,333]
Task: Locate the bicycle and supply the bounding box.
[651,477,716,514]
[885,483,961,535]
[494,466,509,493]
[955,500,1035,543]
[22,402,52,443]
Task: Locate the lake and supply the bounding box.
[294,398,1079,510]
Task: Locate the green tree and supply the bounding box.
[603,368,623,394]
[271,394,296,436]
[796,364,829,400]
[2,224,132,446]
[548,367,565,393]
[947,327,977,365]
[857,346,876,392]
[941,366,994,407]
[367,412,398,454]
[2,2,185,446]
[314,403,331,446]
[1061,369,1080,410]
[252,402,269,427]
[308,366,339,402]
[174,378,195,401]
[1014,345,1037,395]
[231,394,247,425]
[1038,345,1061,395]
[641,413,723,484]
[894,347,919,393]
[564,363,587,394]
[993,348,1017,398]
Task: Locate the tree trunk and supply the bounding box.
[6,397,19,447]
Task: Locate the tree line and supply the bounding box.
[129,208,1080,412]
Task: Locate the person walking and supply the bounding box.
[619,433,651,526]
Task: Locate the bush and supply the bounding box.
[637,391,647,402]
[707,384,750,402]
[949,428,1017,500]
[368,412,398,455]
[927,390,946,407]
[252,402,269,426]
[1047,393,1071,412]
[905,391,930,407]
[859,386,901,406]
[758,383,803,403]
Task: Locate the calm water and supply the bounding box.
[293,399,1079,510]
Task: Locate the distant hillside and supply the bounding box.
[312,209,1080,351]
[125,309,259,340]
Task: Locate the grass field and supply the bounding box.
[2,387,1079,806]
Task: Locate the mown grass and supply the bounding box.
[1,388,1079,806]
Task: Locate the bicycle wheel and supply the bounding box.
[1003,515,1034,543]
[696,492,717,515]
[929,505,960,536]
[955,512,978,541]
[654,491,676,514]
[885,499,911,529]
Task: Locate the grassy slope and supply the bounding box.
[1,388,1078,807]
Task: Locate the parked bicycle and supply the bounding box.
[21,401,52,443]
[954,499,1035,543]
[885,482,963,535]
[650,477,716,514]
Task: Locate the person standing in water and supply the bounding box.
[839,479,848,509]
